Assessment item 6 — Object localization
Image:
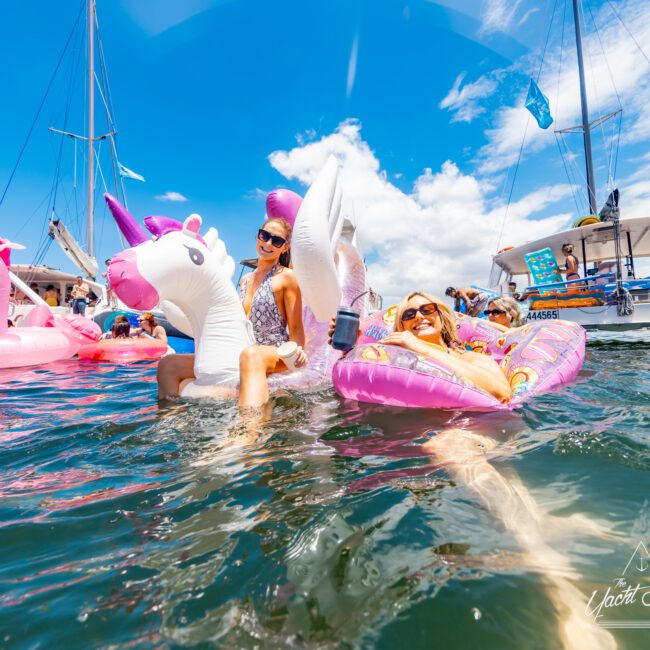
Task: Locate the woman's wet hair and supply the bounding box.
[264,217,292,268]
[111,321,131,339]
[394,291,460,347]
[445,286,456,296]
[140,312,159,329]
[489,296,523,326]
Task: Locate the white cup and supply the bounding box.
[277,341,299,371]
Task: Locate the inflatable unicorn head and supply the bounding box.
[106,195,253,386]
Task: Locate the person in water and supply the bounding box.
[101,321,131,340]
[484,296,523,331]
[136,313,167,343]
[561,244,580,285]
[330,291,512,402]
[156,217,307,404]
[445,286,488,317]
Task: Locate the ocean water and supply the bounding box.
[0,333,649,649]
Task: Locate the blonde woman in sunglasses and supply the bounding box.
[484,296,523,331]
[379,291,512,402]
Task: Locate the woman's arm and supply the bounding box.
[283,273,305,347]
[154,325,168,343]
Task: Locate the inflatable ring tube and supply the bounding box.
[0,327,81,369]
[573,215,600,228]
[335,311,586,410]
[78,338,167,363]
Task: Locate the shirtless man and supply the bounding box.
[445,286,489,317]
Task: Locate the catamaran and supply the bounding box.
[6,2,190,346]
[487,0,650,332]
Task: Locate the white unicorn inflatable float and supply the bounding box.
[106,156,367,398]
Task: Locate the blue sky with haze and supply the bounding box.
[1,0,649,298]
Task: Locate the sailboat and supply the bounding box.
[7,2,192,348]
[488,0,650,332]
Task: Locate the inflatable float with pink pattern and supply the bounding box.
[332,308,586,410]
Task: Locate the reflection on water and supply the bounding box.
[0,335,648,648]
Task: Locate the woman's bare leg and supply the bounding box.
[423,430,616,650]
[238,345,284,408]
[157,354,195,399]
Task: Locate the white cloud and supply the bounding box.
[155,191,188,202]
[439,72,498,123]
[479,0,524,35]
[270,120,570,302]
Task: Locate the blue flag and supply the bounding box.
[525,79,553,129]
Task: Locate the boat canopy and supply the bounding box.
[492,216,650,276]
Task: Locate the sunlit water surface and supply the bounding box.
[1,333,648,649]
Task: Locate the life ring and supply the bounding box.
[573,215,600,228]
[333,310,586,411]
[78,338,168,363]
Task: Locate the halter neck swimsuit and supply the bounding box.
[241,264,289,347]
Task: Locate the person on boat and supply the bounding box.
[156,217,308,404]
[136,313,167,343]
[70,276,90,315]
[43,285,60,307]
[29,283,40,298]
[484,296,523,331]
[329,291,512,403]
[101,321,131,340]
[561,244,581,286]
[507,281,521,301]
[445,286,489,317]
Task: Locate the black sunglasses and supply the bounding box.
[257,229,287,249]
[484,309,506,316]
[401,302,439,322]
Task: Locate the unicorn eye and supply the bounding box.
[185,246,204,266]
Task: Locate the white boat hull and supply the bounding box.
[526,302,650,331]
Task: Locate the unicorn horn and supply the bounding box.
[104,193,149,246]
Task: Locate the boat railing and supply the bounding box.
[524,273,615,293]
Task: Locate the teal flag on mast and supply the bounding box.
[525,79,553,129]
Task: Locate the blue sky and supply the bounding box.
[1,0,649,298]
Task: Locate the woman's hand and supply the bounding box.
[294,345,308,368]
[327,318,336,346]
[327,317,362,349]
[379,330,426,353]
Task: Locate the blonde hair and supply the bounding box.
[489,296,523,326]
[394,291,460,346]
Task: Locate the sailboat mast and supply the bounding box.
[87,0,95,258]
[571,0,597,215]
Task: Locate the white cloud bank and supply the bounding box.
[155,191,188,202]
[270,120,571,302]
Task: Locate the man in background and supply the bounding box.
[71,275,90,316]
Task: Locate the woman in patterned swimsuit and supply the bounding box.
[238,217,308,407]
[156,217,307,406]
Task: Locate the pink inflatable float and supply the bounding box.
[265,189,303,227]
[332,308,586,411]
[78,338,168,363]
[0,239,90,369]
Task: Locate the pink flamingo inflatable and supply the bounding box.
[0,238,93,369]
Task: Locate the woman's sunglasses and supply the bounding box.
[401,302,439,322]
[484,309,506,316]
[257,229,287,249]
